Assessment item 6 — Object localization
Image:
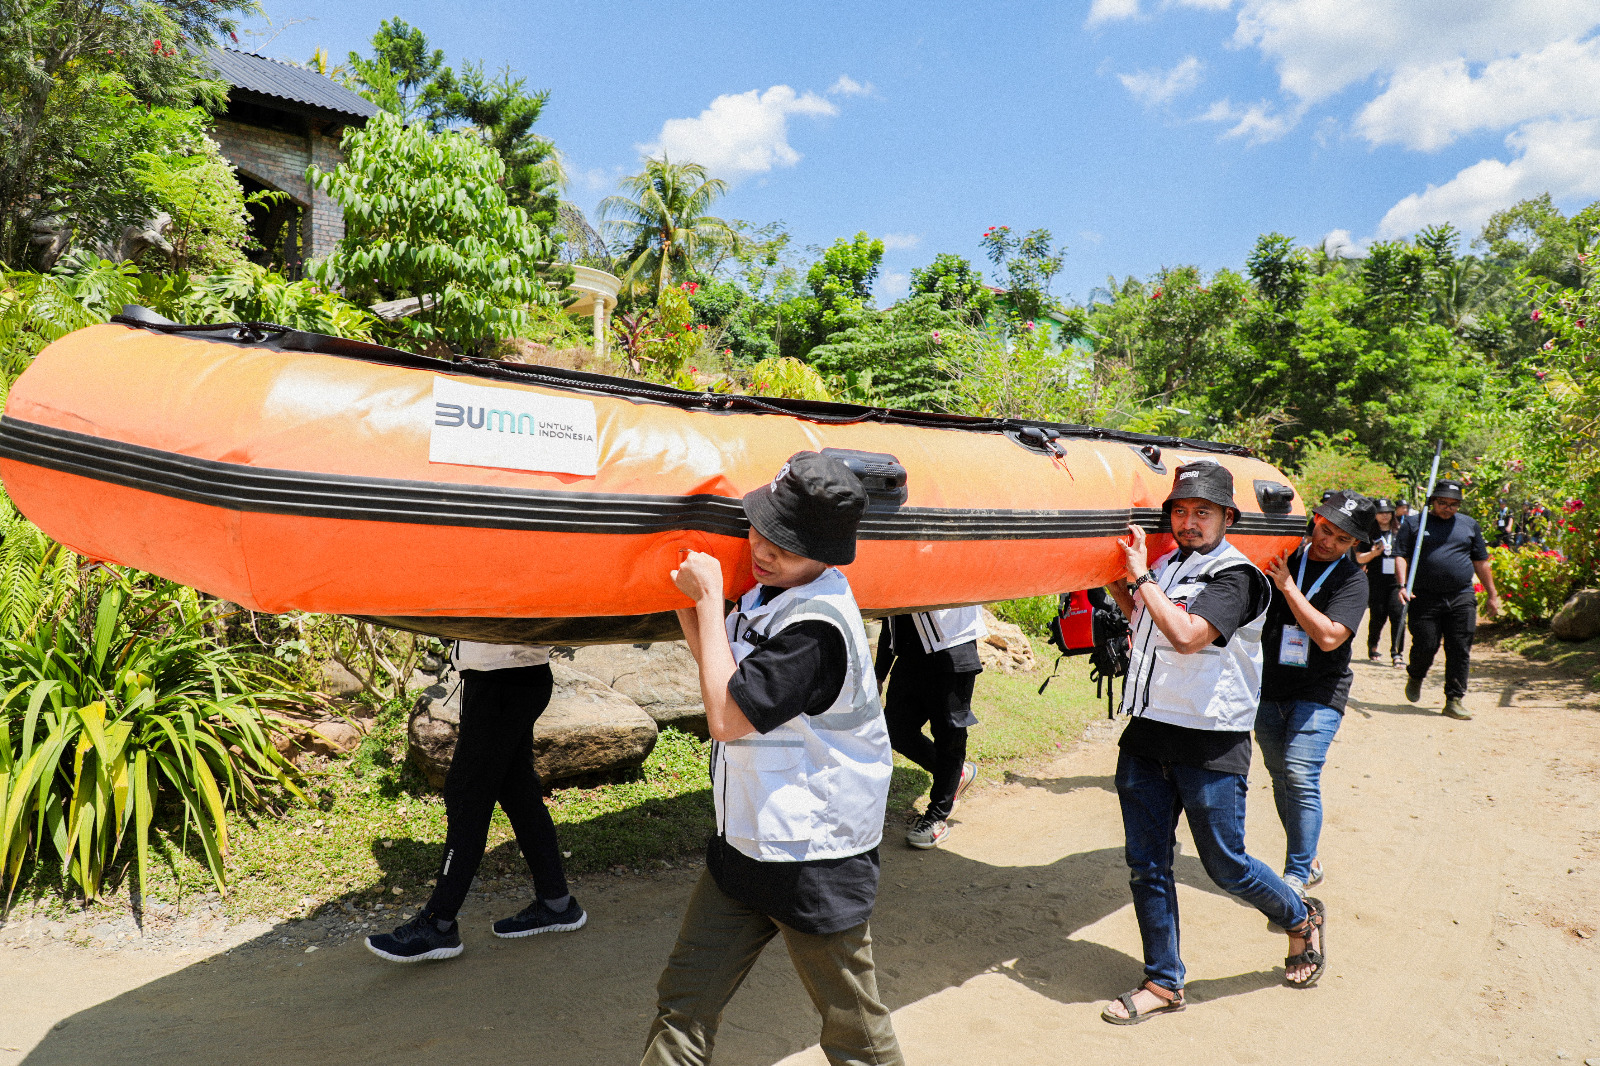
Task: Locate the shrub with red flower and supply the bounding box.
[1484,544,1574,623]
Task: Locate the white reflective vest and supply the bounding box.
[1121,539,1268,731]
[889,606,988,655]
[715,568,894,862]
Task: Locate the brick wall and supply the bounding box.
[210,117,348,260]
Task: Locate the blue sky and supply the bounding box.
[241,0,1600,304]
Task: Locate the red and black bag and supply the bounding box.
[1040,587,1131,717]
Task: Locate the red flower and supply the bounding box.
[1531,309,1543,321]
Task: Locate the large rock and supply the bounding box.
[1551,589,1600,641]
[557,641,707,738]
[272,709,368,760]
[978,607,1037,674]
[408,663,659,788]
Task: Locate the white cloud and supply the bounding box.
[1086,0,1141,27]
[1322,229,1370,258]
[640,86,838,180]
[829,75,873,97]
[878,272,911,300]
[1201,97,1300,143]
[881,232,921,250]
[1170,0,1232,9]
[1355,36,1600,151]
[1231,0,1600,106]
[1118,56,1204,106]
[1377,118,1600,238]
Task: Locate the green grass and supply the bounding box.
[7,640,1108,920]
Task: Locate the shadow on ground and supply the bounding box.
[21,768,1288,1066]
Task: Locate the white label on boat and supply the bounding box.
[428,378,598,476]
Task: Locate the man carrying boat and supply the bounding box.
[1099,461,1327,1025]
[1393,479,1502,720]
[876,607,983,848]
[366,641,584,963]
[641,451,903,1066]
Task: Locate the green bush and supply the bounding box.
[1291,443,1404,504]
[0,501,305,903]
[1483,544,1574,623]
[990,595,1058,638]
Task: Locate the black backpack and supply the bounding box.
[1040,587,1131,717]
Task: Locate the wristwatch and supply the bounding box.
[1132,571,1157,592]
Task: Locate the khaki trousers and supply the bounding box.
[640,870,904,1066]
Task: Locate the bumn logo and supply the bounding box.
[429,377,599,476]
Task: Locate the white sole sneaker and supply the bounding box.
[364,939,464,963]
[493,911,588,939]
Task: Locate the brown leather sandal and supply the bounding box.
[1101,980,1186,1025]
[1285,895,1327,988]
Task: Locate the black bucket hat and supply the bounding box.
[1372,497,1395,513]
[1429,479,1464,502]
[1313,489,1378,540]
[743,451,867,566]
[1164,460,1239,520]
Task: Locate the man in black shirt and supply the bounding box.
[1099,462,1326,1026]
[642,452,903,1066]
[1256,491,1373,897]
[1393,480,1503,720]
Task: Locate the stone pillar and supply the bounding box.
[592,299,606,360]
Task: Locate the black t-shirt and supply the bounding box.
[1260,551,1370,711]
[874,614,982,682]
[1392,513,1488,599]
[1119,554,1272,775]
[713,584,876,935]
[1362,529,1400,591]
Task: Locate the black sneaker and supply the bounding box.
[366,912,463,963]
[1404,674,1422,703]
[493,897,587,938]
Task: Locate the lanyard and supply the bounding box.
[1295,550,1340,601]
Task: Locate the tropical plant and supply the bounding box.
[344,17,446,123]
[0,524,305,902]
[611,281,705,380]
[944,322,1108,423]
[0,0,252,266]
[308,112,565,355]
[1290,442,1404,504]
[1482,545,1574,624]
[808,293,966,410]
[979,226,1064,325]
[0,254,141,374]
[601,158,738,304]
[130,113,252,273]
[909,253,993,324]
[747,357,832,401]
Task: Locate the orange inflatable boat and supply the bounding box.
[0,310,1306,643]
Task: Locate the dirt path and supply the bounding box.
[4,627,1598,1066]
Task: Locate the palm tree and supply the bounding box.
[600,158,738,303]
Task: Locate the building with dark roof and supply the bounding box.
[204,48,379,270]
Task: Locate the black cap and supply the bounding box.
[1372,497,1395,513]
[1430,479,1464,502]
[743,451,867,566]
[1164,460,1239,519]
[1320,489,1335,504]
[1396,499,1411,508]
[1313,490,1378,540]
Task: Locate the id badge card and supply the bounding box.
[1382,557,1396,575]
[1279,625,1311,667]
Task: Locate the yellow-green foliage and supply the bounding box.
[748,356,834,401]
[1292,442,1404,503]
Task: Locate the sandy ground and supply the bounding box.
[3,625,1598,1066]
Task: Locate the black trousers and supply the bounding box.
[883,667,977,821]
[1367,584,1405,657]
[1407,590,1477,700]
[426,663,569,921]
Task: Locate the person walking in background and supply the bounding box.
[366,641,583,963]
[642,452,903,1066]
[1099,461,1326,1026]
[1256,491,1373,898]
[1394,499,1412,525]
[1356,498,1405,666]
[1394,480,1503,720]
[876,608,983,849]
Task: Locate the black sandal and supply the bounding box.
[1285,895,1327,988]
[1101,980,1185,1025]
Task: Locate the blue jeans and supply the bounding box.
[1254,700,1343,884]
[1115,750,1308,992]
